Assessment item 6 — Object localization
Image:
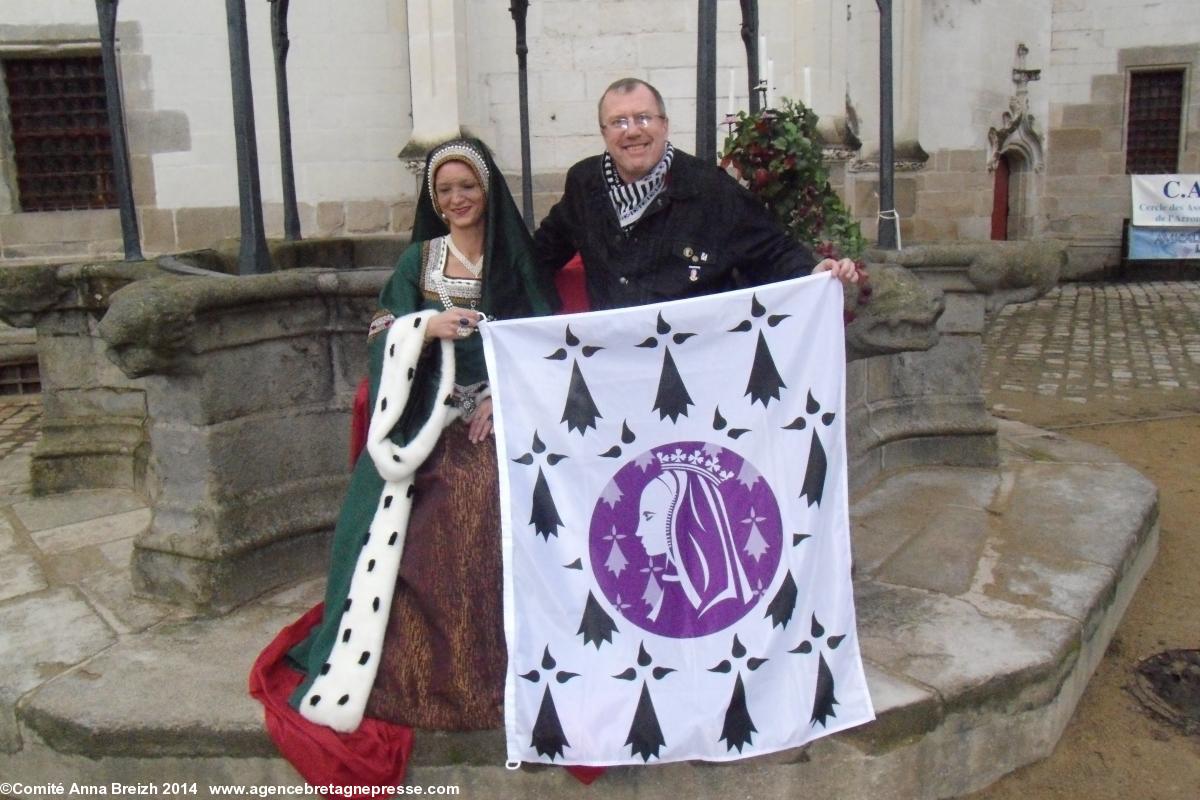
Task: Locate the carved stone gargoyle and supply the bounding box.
[844,264,945,362]
[864,240,1065,319]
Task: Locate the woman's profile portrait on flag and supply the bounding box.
[634,448,756,624]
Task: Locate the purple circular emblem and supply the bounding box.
[589,441,783,638]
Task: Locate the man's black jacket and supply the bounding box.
[533,148,818,310]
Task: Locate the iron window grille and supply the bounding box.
[3,54,117,212]
[0,360,40,396]
[1125,69,1185,175]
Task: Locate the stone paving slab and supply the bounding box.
[0,587,116,753]
[11,489,145,533]
[27,507,150,555]
[20,606,293,760]
[0,552,47,603]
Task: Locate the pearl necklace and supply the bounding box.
[444,235,484,278]
[433,238,480,311]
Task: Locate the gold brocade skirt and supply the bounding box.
[364,421,506,730]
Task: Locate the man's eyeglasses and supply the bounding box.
[602,113,665,131]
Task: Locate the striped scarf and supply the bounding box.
[603,142,675,229]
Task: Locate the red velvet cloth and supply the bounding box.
[555,252,590,314]
[249,604,414,795]
[349,379,371,468]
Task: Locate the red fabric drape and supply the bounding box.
[555,252,590,314]
[349,379,371,468]
[249,605,414,795]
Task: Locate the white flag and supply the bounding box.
[481,274,874,766]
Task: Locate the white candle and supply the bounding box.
[759,35,767,81]
[804,66,813,107]
[727,67,736,116]
[766,58,774,108]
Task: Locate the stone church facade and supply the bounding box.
[0,0,1197,278]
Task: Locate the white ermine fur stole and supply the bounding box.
[299,310,458,732]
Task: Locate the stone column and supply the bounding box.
[848,0,925,163]
[893,0,922,157]
[400,0,463,157]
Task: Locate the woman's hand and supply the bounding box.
[467,396,494,443]
[426,308,484,341]
[812,258,862,285]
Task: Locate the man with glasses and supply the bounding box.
[534,77,860,311]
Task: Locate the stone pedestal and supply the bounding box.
[847,269,996,491]
[847,240,1068,491]
[0,261,160,495]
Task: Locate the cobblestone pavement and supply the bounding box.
[0,396,40,460]
[982,281,1200,412]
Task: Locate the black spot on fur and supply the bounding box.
[407,485,415,497]
[388,532,398,545]
[343,598,352,611]
[358,651,370,665]
[372,597,380,612]
[309,695,321,706]
[383,495,393,509]
[320,663,330,675]
[367,559,376,572]
[342,628,351,643]
[337,694,350,706]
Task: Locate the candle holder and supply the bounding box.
[723,113,739,135]
[753,80,769,110]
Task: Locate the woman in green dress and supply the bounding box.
[255,139,555,784]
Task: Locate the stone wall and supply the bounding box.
[2,1,1197,275]
[0,0,414,258]
[1043,42,1200,278]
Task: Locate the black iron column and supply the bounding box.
[739,0,761,114]
[696,0,718,163]
[269,0,301,241]
[509,0,533,227]
[225,0,272,274]
[876,0,897,249]
[94,0,143,261]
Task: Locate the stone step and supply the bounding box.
[0,421,1158,799]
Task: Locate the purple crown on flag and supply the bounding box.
[655,448,735,484]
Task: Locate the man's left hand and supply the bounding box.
[813,258,861,285]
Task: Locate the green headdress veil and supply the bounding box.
[413,138,556,319]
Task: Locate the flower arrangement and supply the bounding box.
[721,98,866,261]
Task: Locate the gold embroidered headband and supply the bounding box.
[427,142,490,218]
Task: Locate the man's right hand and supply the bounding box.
[813,258,862,285]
